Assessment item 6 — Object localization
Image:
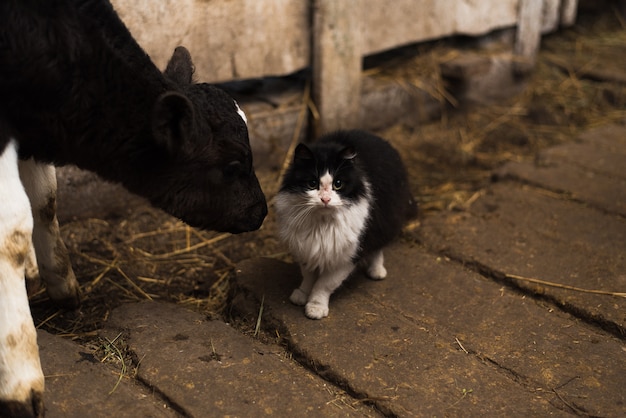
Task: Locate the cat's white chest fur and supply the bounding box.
[274,173,371,273]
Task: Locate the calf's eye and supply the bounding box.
[223,161,243,179]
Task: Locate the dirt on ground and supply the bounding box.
[29,5,626,350]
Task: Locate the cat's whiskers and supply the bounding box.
[280,202,311,226]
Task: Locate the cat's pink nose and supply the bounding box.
[321,196,331,205]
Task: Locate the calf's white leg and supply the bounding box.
[18,158,80,309]
[24,243,40,297]
[0,141,45,417]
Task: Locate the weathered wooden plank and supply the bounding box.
[311,0,363,134]
[112,0,310,83]
[112,0,533,83]
[500,161,626,216]
[420,182,626,333]
[498,124,626,216]
[361,0,520,56]
[514,0,544,74]
[235,239,626,416]
[542,0,562,33]
[39,331,178,417]
[103,302,379,417]
[234,257,571,416]
[560,0,579,27]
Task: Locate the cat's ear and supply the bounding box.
[294,143,314,161]
[340,147,357,160]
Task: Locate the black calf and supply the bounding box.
[0,0,267,233]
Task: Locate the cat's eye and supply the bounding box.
[307,180,318,189]
[333,179,343,190]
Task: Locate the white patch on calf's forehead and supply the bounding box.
[234,101,247,125]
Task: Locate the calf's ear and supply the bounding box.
[152,92,194,155]
[164,46,194,85]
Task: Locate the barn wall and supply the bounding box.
[111,0,575,83]
[112,0,310,82]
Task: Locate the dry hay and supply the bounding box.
[375,9,626,213]
[30,9,626,343]
[30,207,283,341]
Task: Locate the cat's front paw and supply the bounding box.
[367,264,387,280]
[304,301,329,319]
[290,288,309,306]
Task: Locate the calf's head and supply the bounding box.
[132,47,267,233]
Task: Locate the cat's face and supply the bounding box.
[280,142,369,212]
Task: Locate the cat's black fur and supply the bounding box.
[339,130,416,257]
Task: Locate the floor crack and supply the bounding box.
[419,243,626,340]
[495,172,626,220]
[228,287,395,417]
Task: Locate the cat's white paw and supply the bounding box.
[367,264,387,280]
[290,288,309,306]
[304,301,329,319]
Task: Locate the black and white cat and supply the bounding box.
[275,130,416,319]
